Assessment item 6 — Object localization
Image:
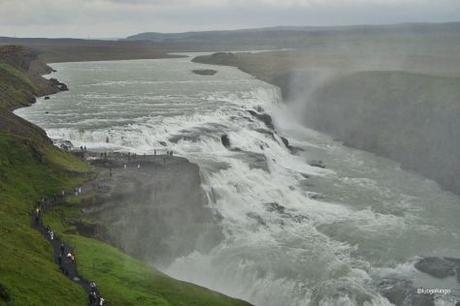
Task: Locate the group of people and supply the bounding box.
[94,150,174,160]
[57,241,76,275]
[47,226,54,241]
[75,186,83,196]
[33,192,106,306]
[123,163,142,169]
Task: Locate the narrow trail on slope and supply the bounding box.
[29,151,178,306]
[31,191,103,305]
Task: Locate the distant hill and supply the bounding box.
[126,22,460,51]
[0,37,176,63]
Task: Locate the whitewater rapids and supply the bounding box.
[15,56,460,305]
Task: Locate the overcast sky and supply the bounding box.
[1,0,460,38]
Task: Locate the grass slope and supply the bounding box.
[0,133,90,306]
[42,193,250,306]
[0,46,251,306]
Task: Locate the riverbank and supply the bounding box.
[0,38,182,63]
[0,45,251,305]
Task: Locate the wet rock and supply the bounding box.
[378,278,411,306]
[220,134,268,169]
[444,257,460,283]
[44,96,50,100]
[265,202,286,214]
[59,140,73,151]
[377,278,434,306]
[192,69,217,76]
[415,257,456,278]
[291,214,309,223]
[280,136,304,154]
[309,160,326,169]
[221,134,231,148]
[265,202,309,224]
[281,136,290,147]
[49,78,69,91]
[255,128,276,141]
[410,293,436,306]
[245,152,269,172]
[444,257,460,267]
[281,136,297,153]
[168,133,201,143]
[308,192,324,200]
[248,110,274,130]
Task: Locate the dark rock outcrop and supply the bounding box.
[265,202,286,214]
[280,136,303,154]
[49,78,68,91]
[415,257,456,278]
[444,257,460,283]
[308,160,326,169]
[192,69,217,76]
[255,128,276,141]
[86,157,224,265]
[221,134,231,148]
[377,278,434,306]
[247,110,274,130]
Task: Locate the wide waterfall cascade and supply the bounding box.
[15,57,460,306]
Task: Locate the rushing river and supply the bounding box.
[15,56,460,305]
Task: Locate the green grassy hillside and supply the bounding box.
[0,133,90,306]
[0,45,251,306]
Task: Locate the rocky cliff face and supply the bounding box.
[86,156,223,266]
[0,45,67,141]
[300,71,460,194]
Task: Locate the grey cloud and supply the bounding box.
[0,0,459,38]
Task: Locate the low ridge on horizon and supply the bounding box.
[0,21,459,41]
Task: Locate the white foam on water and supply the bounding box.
[14,58,460,306]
